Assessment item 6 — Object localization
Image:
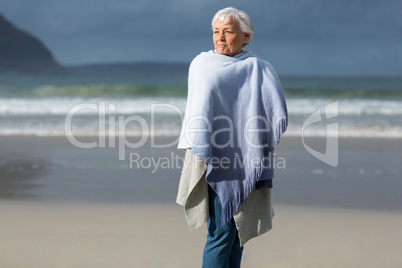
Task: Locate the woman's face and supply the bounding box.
[213,18,249,57]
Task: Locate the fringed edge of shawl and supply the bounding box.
[221,167,262,225]
[220,115,288,226]
[274,115,288,147]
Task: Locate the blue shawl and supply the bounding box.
[178,50,287,225]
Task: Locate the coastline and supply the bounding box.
[1,135,401,211]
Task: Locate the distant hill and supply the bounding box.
[0,13,65,74]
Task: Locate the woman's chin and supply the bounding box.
[215,48,227,55]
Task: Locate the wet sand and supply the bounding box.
[1,135,402,267]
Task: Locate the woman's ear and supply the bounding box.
[244,33,250,42]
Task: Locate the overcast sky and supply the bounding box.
[1,0,401,76]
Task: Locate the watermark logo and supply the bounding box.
[129,152,286,173]
[64,102,184,160]
[64,100,339,169]
[302,101,338,167]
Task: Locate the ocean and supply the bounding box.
[1,69,402,139]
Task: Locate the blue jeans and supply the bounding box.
[202,186,243,268]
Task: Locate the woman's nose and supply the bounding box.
[218,32,225,41]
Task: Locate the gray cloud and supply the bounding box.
[0,0,401,75]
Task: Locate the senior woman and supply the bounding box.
[177,7,287,267]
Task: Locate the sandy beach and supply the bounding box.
[1,135,402,267]
[1,202,402,268]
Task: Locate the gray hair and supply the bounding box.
[211,7,253,47]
